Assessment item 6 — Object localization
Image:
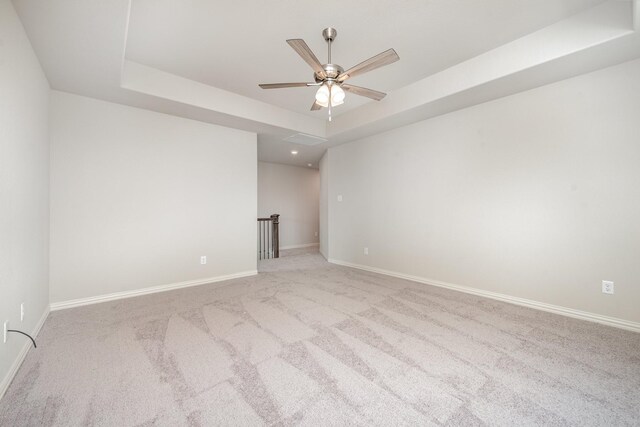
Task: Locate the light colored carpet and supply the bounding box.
[1,249,639,426]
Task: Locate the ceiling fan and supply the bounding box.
[258,28,399,120]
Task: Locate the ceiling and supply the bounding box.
[125,0,604,118]
[11,0,640,167]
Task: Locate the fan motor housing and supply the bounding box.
[315,63,344,82]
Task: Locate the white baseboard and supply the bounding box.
[0,306,50,401]
[328,259,640,333]
[280,243,319,250]
[50,270,258,311]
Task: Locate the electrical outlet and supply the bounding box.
[337,195,343,202]
[315,231,318,237]
[200,256,207,265]
[20,303,24,322]
[3,321,8,344]
[602,280,614,294]
[364,247,369,255]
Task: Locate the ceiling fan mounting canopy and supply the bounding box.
[258,27,400,113]
[322,27,337,43]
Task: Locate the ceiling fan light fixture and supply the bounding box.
[331,84,345,105]
[315,84,330,107]
[315,83,345,108]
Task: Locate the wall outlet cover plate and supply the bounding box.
[602,280,614,294]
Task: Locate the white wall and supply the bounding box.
[319,152,329,258]
[257,162,319,249]
[328,58,640,324]
[0,1,50,396]
[50,91,257,304]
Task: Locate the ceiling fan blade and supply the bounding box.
[342,84,387,101]
[286,39,327,78]
[338,48,399,82]
[311,100,322,111]
[259,82,316,89]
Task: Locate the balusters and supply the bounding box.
[257,214,280,260]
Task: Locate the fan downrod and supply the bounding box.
[316,28,342,81]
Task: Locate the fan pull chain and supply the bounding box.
[328,85,332,122]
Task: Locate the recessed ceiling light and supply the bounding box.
[291,150,298,155]
[307,163,312,167]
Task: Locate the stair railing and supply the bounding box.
[257,214,280,260]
